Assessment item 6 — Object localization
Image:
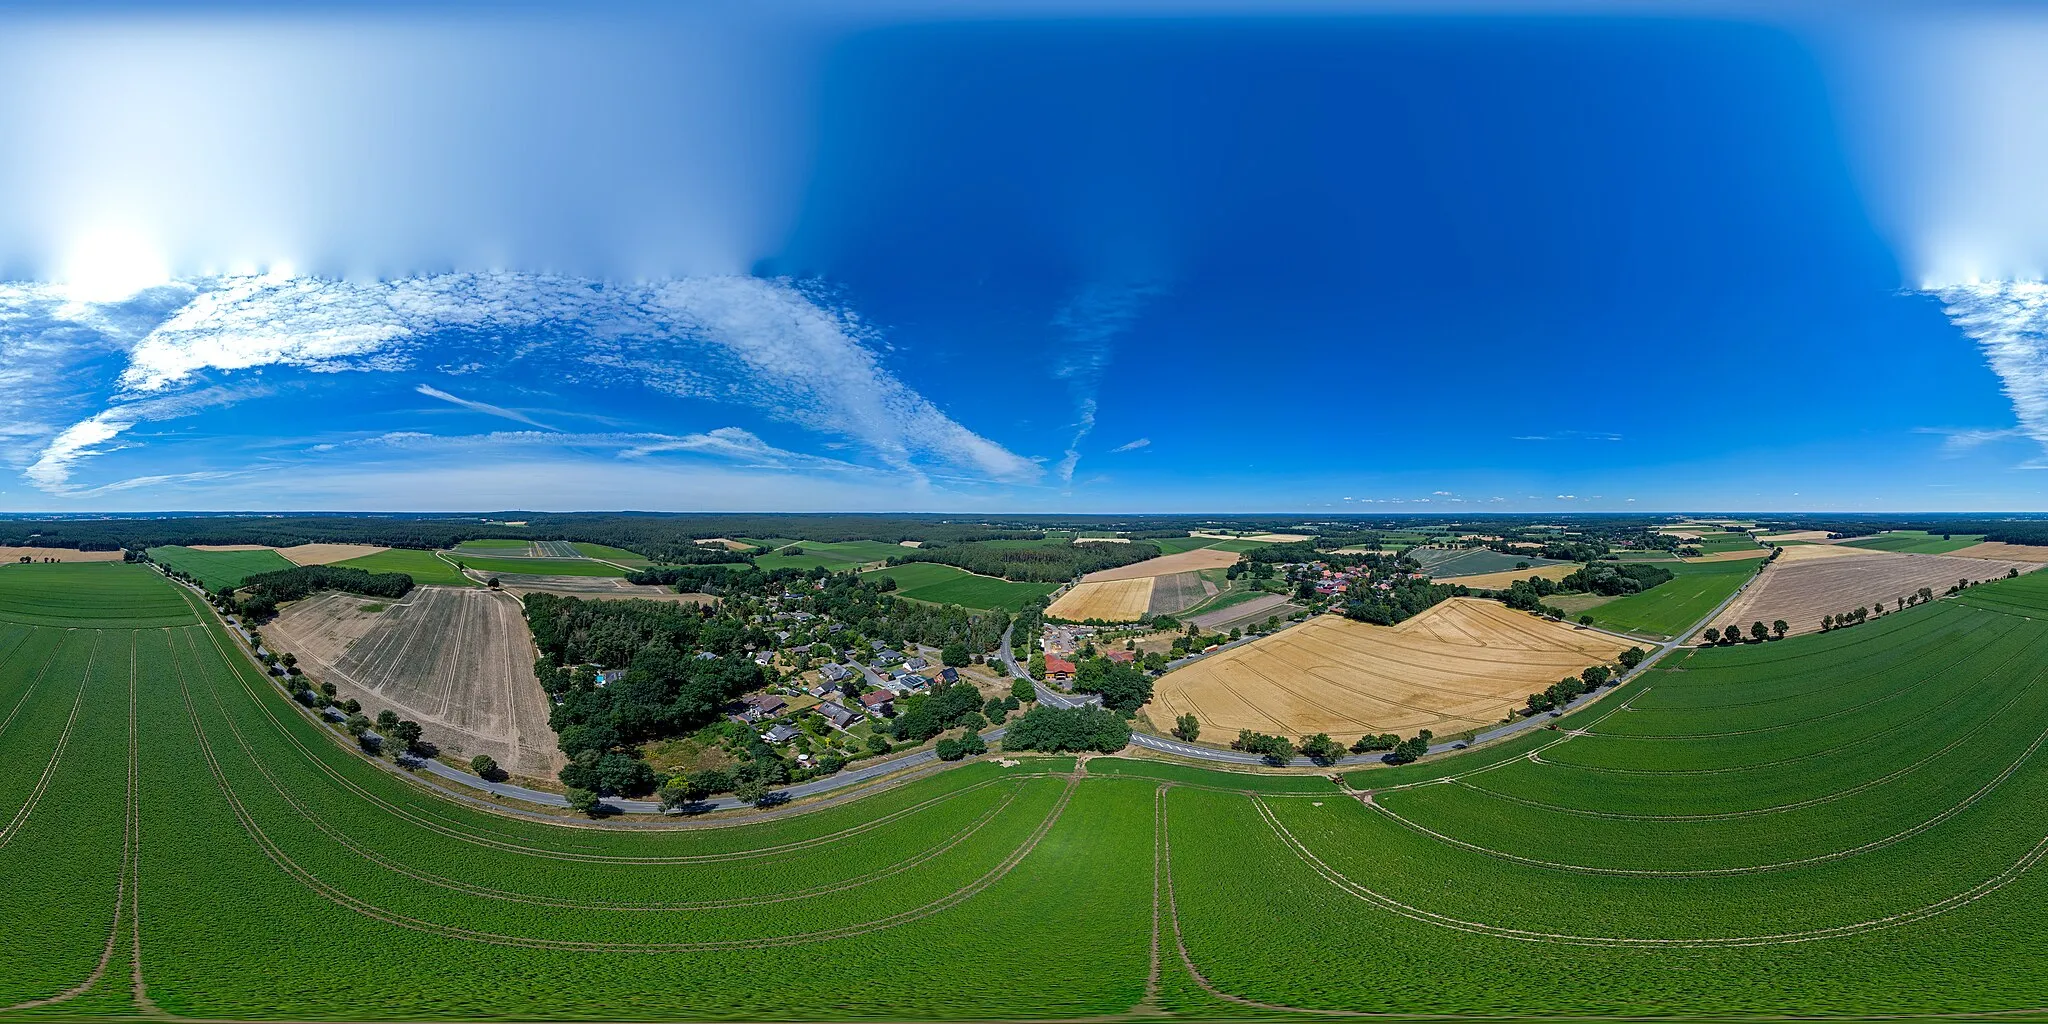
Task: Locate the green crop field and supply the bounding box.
[441,554,628,578]
[450,538,532,551]
[329,548,475,587]
[12,562,2048,1019]
[570,542,651,563]
[1148,536,1216,554]
[147,546,295,593]
[861,562,1056,611]
[1575,557,1757,637]
[1841,530,1985,555]
[754,539,916,571]
[1690,531,1764,553]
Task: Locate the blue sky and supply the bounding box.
[3,3,2048,513]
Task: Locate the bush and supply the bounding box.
[469,754,500,781]
[1011,678,1036,703]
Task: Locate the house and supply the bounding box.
[694,651,719,661]
[904,656,929,672]
[593,669,625,687]
[898,673,931,691]
[936,666,959,685]
[762,724,801,744]
[1105,649,1135,664]
[814,701,861,730]
[745,694,787,717]
[1044,655,1076,680]
[871,648,904,667]
[859,690,895,714]
[820,664,853,683]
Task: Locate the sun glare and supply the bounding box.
[58,226,171,302]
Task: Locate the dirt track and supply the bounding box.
[1154,599,1632,740]
[1717,550,2041,637]
[265,587,563,778]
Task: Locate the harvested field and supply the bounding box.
[495,575,706,600]
[265,586,563,777]
[1146,571,1210,617]
[1191,531,1311,543]
[1047,578,1155,621]
[277,542,389,565]
[1154,600,1633,739]
[1757,530,1832,543]
[1715,550,2040,638]
[1081,547,1242,582]
[898,539,923,547]
[0,546,124,563]
[1186,592,1296,632]
[694,537,757,551]
[1678,548,1771,563]
[1435,563,1579,590]
[1409,547,1569,579]
[1772,541,1871,564]
[1952,540,2048,563]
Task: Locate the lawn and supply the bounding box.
[12,564,2048,1017]
[861,562,1057,612]
[1840,530,1985,555]
[445,553,629,578]
[148,545,296,593]
[329,548,475,587]
[1573,558,1757,637]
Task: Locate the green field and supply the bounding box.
[329,548,475,587]
[753,539,917,572]
[442,554,628,578]
[450,538,532,551]
[570,542,651,563]
[147,545,296,593]
[1840,530,1985,555]
[1410,546,1569,578]
[9,562,2048,1017]
[861,562,1057,612]
[1572,558,1757,638]
[1689,531,1764,554]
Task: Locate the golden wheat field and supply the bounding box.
[1046,578,1157,621]
[1152,599,1633,739]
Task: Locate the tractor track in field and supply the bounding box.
[186,636,1030,911]
[179,639,1081,954]
[0,631,105,852]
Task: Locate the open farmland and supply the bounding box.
[1570,558,1756,638]
[496,578,716,602]
[754,539,910,572]
[1678,547,1771,563]
[861,563,1057,612]
[264,587,564,777]
[148,545,295,592]
[1716,549,2039,637]
[1081,547,1241,582]
[1756,529,1834,543]
[330,548,474,587]
[14,561,2048,1017]
[276,543,390,566]
[1154,600,1632,740]
[0,546,125,563]
[1184,592,1298,633]
[1408,547,1568,579]
[1145,571,1212,617]
[1434,563,1579,590]
[1047,578,1155,622]
[445,554,629,578]
[1952,540,2048,563]
[1840,530,1985,555]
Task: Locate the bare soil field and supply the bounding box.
[694,538,756,551]
[1951,541,2048,563]
[266,586,563,778]
[898,540,923,548]
[1716,551,2041,638]
[496,575,715,602]
[0,546,125,562]
[277,543,389,565]
[1147,572,1211,616]
[1047,578,1156,621]
[1772,542,1872,564]
[1757,530,1834,543]
[1154,599,1633,740]
[1083,547,1243,582]
[1435,563,1579,590]
[1187,592,1297,632]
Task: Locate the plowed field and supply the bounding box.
[1716,550,2041,637]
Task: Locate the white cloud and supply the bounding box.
[1050,282,1161,487]
[309,426,873,476]
[1511,430,1622,442]
[26,386,253,493]
[415,384,556,430]
[1109,437,1149,453]
[1932,281,2048,462]
[21,271,1037,494]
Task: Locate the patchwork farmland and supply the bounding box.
[10,560,2048,1017]
[1145,571,1212,617]
[263,586,563,777]
[1153,599,1633,739]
